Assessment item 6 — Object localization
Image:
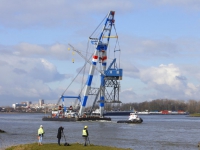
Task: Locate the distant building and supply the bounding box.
[12,103,27,109]
[26,101,32,107]
[20,101,32,107]
[39,99,44,107]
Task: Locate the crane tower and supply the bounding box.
[79,11,123,117]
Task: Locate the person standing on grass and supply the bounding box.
[57,126,64,146]
[82,125,89,146]
[38,125,45,145]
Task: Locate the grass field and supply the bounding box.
[189,113,200,117]
[5,143,131,150]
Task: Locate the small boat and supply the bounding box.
[117,113,143,124]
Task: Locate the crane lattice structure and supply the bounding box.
[56,11,123,118]
[76,11,123,117]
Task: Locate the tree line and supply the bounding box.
[103,99,200,113]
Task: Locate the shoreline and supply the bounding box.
[0,129,5,133]
[5,143,131,150]
[189,113,200,117]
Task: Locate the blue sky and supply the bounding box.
[0,0,200,107]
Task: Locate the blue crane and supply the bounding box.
[75,11,123,117]
[59,11,123,118]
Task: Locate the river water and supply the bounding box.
[0,113,200,150]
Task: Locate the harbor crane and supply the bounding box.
[73,11,123,117]
[53,11,123,119]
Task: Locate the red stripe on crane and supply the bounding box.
[102,56,107,61]
[93,55,98,59]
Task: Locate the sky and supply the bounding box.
[1,0,200,107]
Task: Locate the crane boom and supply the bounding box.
[68,44,105,76]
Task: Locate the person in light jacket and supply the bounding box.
[38,125,45,145]
[82,126,89,146]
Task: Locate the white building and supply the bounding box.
[39,99,44,107]
[12,103,27,109]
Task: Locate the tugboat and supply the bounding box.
[117,113,143,124]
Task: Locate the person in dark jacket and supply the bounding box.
[57,126,64,146]
[82,126,89,146]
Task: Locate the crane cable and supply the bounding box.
[113,24,122,94]
[113,24,121,69]
[55,56,91,107]
[89,14,107,39]
[80,39,91,94]
[71,46,94,109]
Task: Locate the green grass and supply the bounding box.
[189,113,200,117]
[5,143,131,150]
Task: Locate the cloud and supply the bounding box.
[146,0,200,11]
[12,43,72,60]
[1,0,200,107]
[152,0,200,7]
[15,43,46,56]
[120,61,140,79]
[0,0,199,29]
[120,36,179,58]
[0,52,71,105]
[140,64,184,87]
[119,35,200,65]
[120,88,137,102]
[134,63,200,100]
[0,0,134,28]
[119,62,200,103]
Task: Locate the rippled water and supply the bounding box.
[0,113,200,150]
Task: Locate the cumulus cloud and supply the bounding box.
[119,63,200,103]
[11,43,72,60]
[0,52,71,105]
[14,43,46,56]
[140,64,184,88]
[133,63,200,101]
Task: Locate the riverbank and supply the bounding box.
[0,129,5,133]
[1,113,199,149]
[5,143,131,150]
[189,113,200,117]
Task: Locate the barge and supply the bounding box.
[42,106,111,122]
[117,119,143,124]
[42,116,111,122]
